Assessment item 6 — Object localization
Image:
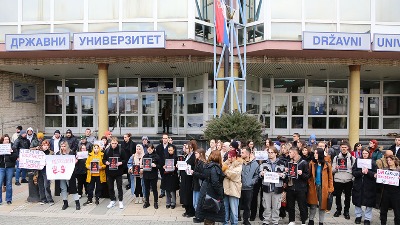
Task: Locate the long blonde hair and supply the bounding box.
[59,141,71,155]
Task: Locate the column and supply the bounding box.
[217,67,225,115]
[349,65,361,147]
[98,63,109,139]
[232,63,240,111]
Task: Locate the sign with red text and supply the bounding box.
[376,169,399,186]
[19,149,46,170]
[45,155,76,180]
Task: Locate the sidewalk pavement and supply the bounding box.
[0,178,394,225]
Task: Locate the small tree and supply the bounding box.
[203,111,263,145]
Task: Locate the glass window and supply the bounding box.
[195,23,214,43]
[122,23,154,31]
[176,78,184,92]
[271,23,302,40]
[65,79,95,93]
[292,117,303,129]
[0,0,17,22]
[292,96,304,115]
[142,116,155,127]
[374,25,400,34]
[187,75,203,91]
[308,117,327,129]
[141,79,158,92]
[340,24,371,33]
[88,0,119,20]
[21,25,51,34]
[82,116,93,127]
[383,96,400,116]
[329,117,347,129]
[187,92,204,114]
[243,0,264,22]
[65,96,78,114]
[187,115,204,128]
[121,116,138,127]
[340,0,370,21]
[158,78,174,92]
[305,23,337,32]
[0,26,18,42]
[308,96,327,115]
[275,96,288,115]
[208,91,216,114]
[123,0,153,18]
[158,22,188,39]
[368,118,379,129]
[247,76,259,92]
[360,81,380,94]
[22,0,51,21]
[384,81,400,94]
[45,80,62,93]
[108,94,118,114]
[81,96,94,114]
[54,24,84,34]
[45,116,62,127]
[142,95,156,114]
[275,117,287,129]
[305,0,336,20]
[383,118,400,129]
[195,0,214,22]
[329,80,348,93]
[158,0,187,19]
[119,94,139,114]
[271,0,301,20]
[262,94,271,114]
[88,23,119,32]
[108,79,118,92]
[45,95,62,114]
[329,96,347,115]
[376,0,400,22]
[274,79,305,93]
[54,0,84,21]
[109,116,117,128]
[308,80,327,94]
[247,24,264,43]
[119,78,138,92]
[262,78,271,92]
[246,93,260,114]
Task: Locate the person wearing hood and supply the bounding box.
[308,134,317,150]
[26,127,38,144]
[368,139,383,161]
[328,138,340,159]
[222,150,243,225]
[12,130,30,185]
[127,144,145,204]
[195,150,226,225]
[239,147,260,225]
[259,146,286,225]
[50,130,62,154]
[63,129,79,152]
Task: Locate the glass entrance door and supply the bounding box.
[273,95,305,135]
[141,94,157,134]
[158,94,173,134]
[360,95,380,135]
[65,94,95,134]
[172,93,184,135]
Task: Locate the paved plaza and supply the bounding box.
[0,178,394,225]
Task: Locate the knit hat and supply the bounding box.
[142,136,148,140]
[105,130,112,136]
[20,130,26,135]
[27,127,34,132]
[230,141,239,149]
[54,130,60,134]
[37,132,44,139]
[66,129,72,134]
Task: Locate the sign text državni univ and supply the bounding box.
[302,32,370,51]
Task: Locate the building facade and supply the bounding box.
[0,0,400,141]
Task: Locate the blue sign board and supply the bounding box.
[302,32,371,51]
[373,34,400,51]
[5,33,70,51]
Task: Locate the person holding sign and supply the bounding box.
[259,146,286,225]
[141,144,161,209]
[351,149,377,225]
[57,141,81,210]
[84,144,106,206]
[221,150,243,225]
[127,144,145,204]
[161,145,179,209]
[180,140,196,218]
[103,137,127,209]
[286,146,309,225]
[37,140,54,205]
[379,155,400,225]
[75,144,89,199]
[332,142,355,220]
[0,135,17,205]
[307,148,334,225]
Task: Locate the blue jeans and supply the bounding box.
[0,167,15,203]
[193,191,200,210]
[224,195,240,225]
[15,161,26,182]
[130,175,146,197]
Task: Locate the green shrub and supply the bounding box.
[204,111,263,145]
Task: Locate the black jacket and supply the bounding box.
[62,135,79,152]
[121,140,136,160]
[389,144,400,159]
[286,158,310,192]
[160,153,180,191]
[352,159,377,207]
[103,145,127,176]
[179,152,196,206]
[12,135,31,155]
[0,148,18,168]
[192,160,207,191]
[195,162,225,222]
[142,151,162,180]
[155,143,174,165]
[75,153,88,175]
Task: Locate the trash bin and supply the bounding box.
[27,171,40,202]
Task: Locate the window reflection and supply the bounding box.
[308,96,326,115]
[274,79,305,93]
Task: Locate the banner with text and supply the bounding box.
[19,149,46,170]
[373,33,400,51]
[376,169,399,186]
[6,33,70,51]
[302,32,371,51]
[73,31,165,50]
[0,144,12,155]
[46,155,76,180]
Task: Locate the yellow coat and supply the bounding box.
[86,151,106,183]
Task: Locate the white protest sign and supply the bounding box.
[376,169,399,186]
[77,151,88,159]
[177,161,188,170]
[18,149,46,170]
[264,172,280,183]
[357,159,372,169]
[0,144,11,155]
[254,151,268,160]
[94,140,104,149]
[45,155,76,180]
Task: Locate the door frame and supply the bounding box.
[359,94,381,135]
[64,93,96,134]
[140,93,158,134]
[272,94,306,135]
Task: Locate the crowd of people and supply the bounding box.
[0,127,399,225]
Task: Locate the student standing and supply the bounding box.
[161,145,180,209]
[83,144,106,205]
[142,144,162,209]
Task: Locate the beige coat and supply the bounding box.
[223,158,243,198]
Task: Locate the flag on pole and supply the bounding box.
[215,0,229,47]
